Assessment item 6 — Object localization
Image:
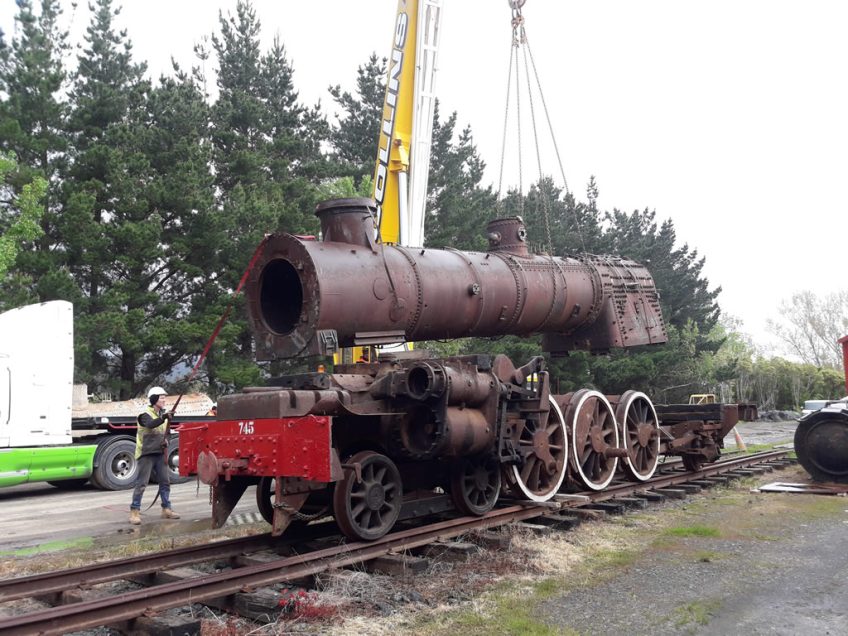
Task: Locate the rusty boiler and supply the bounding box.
[245,198,668,359]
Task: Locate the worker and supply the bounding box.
[129,386,180,525]
[206,403,217,417]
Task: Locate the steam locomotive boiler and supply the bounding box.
[180,199,737,540]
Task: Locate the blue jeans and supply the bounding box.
[130,452,172,510]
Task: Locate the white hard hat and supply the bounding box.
[147,386,167,399]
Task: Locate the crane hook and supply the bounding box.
[509,0,526,30]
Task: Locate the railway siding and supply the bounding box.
[0,452,798,635]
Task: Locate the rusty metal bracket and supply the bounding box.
[341,461,363,484]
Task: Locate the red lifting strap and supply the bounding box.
[171,236,269,414]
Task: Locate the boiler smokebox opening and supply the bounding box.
[260,259,303,335]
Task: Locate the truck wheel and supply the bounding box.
[154,438,191,484]
[48,478,90,489]
[91,438,138,490]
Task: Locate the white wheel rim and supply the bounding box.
[509,396,568,502]
[570,390,619,491]
[620,391,660,482]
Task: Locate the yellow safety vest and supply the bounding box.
[136,406,167,459]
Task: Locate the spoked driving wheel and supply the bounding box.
[333,451,403,541]
[256,476,276,525]
[451,456,501,516]
[255,476,323,527]
[505,397,568,502]
[615,390,660,482]
[567,389,620,490]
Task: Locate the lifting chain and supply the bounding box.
[496,1,587,254]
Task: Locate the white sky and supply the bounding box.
[2,0,846,352]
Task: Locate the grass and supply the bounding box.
[693,550,723,563]
[671,598,722,628]
[663,524,721,538]
[593,547,639,568]
[7,463,841,635]
[455,595,562,636]
[0,521,268,579]
[799,495,846,518]
[534,577,561,597]
[740,442,788,453]
[446,577,584,636]
[0,536,93,558]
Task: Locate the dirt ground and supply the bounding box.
[536,465,848,635]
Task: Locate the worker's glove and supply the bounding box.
[161,410,171,421]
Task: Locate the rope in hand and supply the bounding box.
[169,235,271,417]
[142,236,270,512]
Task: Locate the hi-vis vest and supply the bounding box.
[136,406,167,459]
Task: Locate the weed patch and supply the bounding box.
[693,550,723,563]
[663,524,720,538]
[0,536,93,558]
[670,598,722,628]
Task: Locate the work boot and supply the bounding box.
[129,509,141,525]
[161,508,180,519]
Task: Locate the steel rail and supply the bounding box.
[0,504,550,636]
[596,451,789,500]
[0,533,279,603]
[0,450,791,635]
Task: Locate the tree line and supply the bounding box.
[1,0,843,409]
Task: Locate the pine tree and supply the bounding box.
[60,0,152,395]
[601,208,721,336]
[424,104,494,251]
[0,0,69,305]
[209,1,329,385]
[328,53,386,185]
[0,0,67,185]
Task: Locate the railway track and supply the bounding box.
[0,450,792,635]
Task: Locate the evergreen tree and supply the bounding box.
[129,67,225,396]
[0,0,69,305]
[60,0,152,395]
[0,0,67,186]
[209,1,329,385]
[601,208,721,336]
[0,152,47,284]
[211,0,325,238]
[424,104,494,251]
[57,0,227,397]
[507,177,604,256]
[327,53,386,185]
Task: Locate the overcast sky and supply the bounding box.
[2,0,846,353]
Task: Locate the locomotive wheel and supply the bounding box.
[506,397,568,502]
[256,476,276,525]
[615,390,660,482]
[450,456,501,516]
[794,414,848,483]
[568,389,620,491]
[333,451,402,541]
[256,477,324,527]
